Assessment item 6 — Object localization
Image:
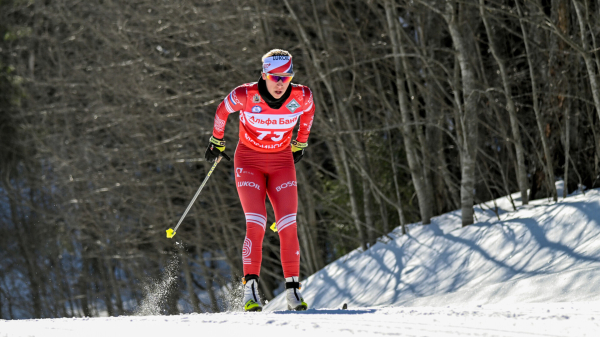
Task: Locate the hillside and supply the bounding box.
[266,182,600,310]
[3,182,600,336]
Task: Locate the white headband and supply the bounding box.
[262,55,294,75]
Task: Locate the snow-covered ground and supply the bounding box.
[2,302,599,336]
[3,182,600,336]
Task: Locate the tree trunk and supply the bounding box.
[340,147,367,250]
[96,258,114,317]
[371,61,407,232]
[396,19,436,220]
[361,163,376,244]
[389,133,407,233]
[297,167,324,273]
[385,0,432,225]
[444,1,479,226]
[9,197,43,318]
[283,0,368,250]
[573,0,600,126]
[108,262,123,316]
[480,0,529,205]
[79,258,92,317]
[194,216,219,312]
[181,253,202,313]
[517,0,558,202]
[564,104,570,197]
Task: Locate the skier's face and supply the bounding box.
[262,72,292,99]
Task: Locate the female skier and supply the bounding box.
[204,49,315,311]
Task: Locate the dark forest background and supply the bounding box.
[1,0,599,318]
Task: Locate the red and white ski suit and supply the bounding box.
[212,82,315,278]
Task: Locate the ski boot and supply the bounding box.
[242,274,263,312]
[285,276,308,311]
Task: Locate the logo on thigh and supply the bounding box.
[238,181,261,190]
[276,181,297,192]
[236,167,255,178]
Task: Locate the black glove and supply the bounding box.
[204,136,231,162]
[291,140,307,164]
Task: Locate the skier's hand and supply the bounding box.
[291,140,307,164]
[205,136,231,162]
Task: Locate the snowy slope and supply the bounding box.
[2,182,600,336]
[266,182,600,310]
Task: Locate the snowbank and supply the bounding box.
[266,182,600,310]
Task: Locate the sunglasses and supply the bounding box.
[265,73,294,84]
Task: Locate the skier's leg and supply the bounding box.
[235,147,268,312]
[266,158,307,310]
[266,153,300,279]
[235,148,268,278]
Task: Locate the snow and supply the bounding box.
[2,303,599,336]
[3,182,600,336]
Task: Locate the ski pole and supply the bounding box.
[166,154,227,238]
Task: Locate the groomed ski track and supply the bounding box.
[2,302,599,336]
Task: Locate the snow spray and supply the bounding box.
[218,277,245,312]
[134,242,183,315]
[217,274,271,312]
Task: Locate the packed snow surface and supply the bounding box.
[3,182,600,336]
[2,302,599,336]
